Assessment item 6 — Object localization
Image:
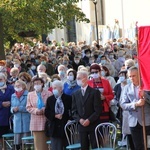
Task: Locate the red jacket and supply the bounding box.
[88,77,114,112]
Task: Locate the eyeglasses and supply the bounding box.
[91,71,99,74]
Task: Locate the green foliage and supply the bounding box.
[0,0,89,44]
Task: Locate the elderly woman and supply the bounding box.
[38,72,51,91]
[8,67,19,85]
[18,72,32,91]
[88,64,114,123]
[63,69,80,96]
[11,80,30,150]
[45,80,72,150]
[57,65,67,84]
[26,77,52,150]
[0,73,14,145]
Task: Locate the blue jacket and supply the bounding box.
[11,90,30,133]
[0,85,14,126]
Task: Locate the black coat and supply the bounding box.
[45,93,72,138]
[72,86,102,132]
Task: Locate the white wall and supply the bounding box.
[48,0,150,44]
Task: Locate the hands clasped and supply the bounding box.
[79,118,90,127]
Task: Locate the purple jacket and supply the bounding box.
[0,85,14,126]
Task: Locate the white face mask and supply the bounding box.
[67,75,74,81]
[74,60,80,64]
[34,85,42,91]
[90,73,99,79]
[86,54,91,58]
[14,64,20,68]
[14,87,23,92]
[30,54,35,58]
[31,65,36,70]
[77,80,83,87]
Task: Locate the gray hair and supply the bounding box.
[52,80,63,89]
[57,65,66,72]
[128,66,138,73]
[77,70,88,78]
[125,59,135,68]
[15,80,27,90]
[37,64,46,72]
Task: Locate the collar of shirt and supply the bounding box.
[81,84,88,92]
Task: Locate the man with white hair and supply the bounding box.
[45,80,72,150]
[72,70,102,150]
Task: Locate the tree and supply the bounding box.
[0,0,89,59]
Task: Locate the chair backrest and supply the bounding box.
[95,122,117,149]
[64,120,80,145]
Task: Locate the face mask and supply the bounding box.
[35,59,39,65]
[89,60,94,64]
[6,59,11,63]
[30,54,35,58]
[34,85,42,91]
[0,82,5,87]
[74,60,80,64]
[67,75,74,81]
[119,76,125,83]
[52,89,59,97]
[98,54,103,58]
[135,63,138,68]
[91,73,100,79]
[101,60,106,65]
[86,54,91,58]
[14,87,23,92]
[41,61,46,65]
[77,80,83,87]
[59,71,65,76]
[77,55,82,59]
[31,66,36,70]
[101,71,106,77]
[14,64,20,68]
[63,61,68,65]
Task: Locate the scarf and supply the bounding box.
[15,90,24,99]
[37,92,45,109]
[67,80,77,89]
[0,84,7,93]
[55,96,64,115]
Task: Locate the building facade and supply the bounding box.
[48,0,150,45]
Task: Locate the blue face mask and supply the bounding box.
[41,61,46,65]
[59,71,65,76]
[53,89,59,97]
[0,82,5,87]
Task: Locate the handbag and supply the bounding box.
[44,119,51,137]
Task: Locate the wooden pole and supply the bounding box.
[136,23,147,150]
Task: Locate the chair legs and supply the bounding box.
[2,138,5,150]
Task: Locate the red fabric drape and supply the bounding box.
[138,26,150,90]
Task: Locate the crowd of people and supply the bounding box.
[0,37,150,150]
